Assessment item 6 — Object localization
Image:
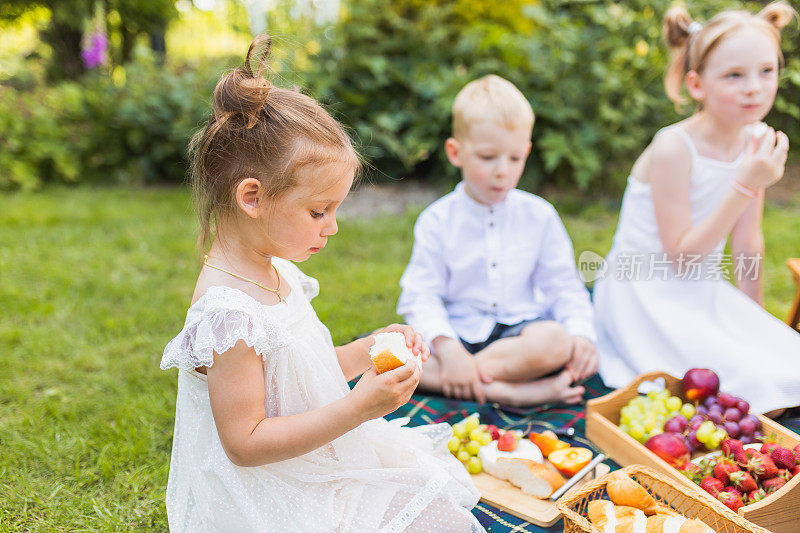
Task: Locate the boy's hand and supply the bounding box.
[350,363,421,422]
[434,337,488,404]
[567,336,598,383]
[374,324,430,364]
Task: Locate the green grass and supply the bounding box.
[1,186,799,530]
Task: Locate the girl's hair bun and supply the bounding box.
[664,4,693,50]
[212,34,274,129]
[758,1,797,31]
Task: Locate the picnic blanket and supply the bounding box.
[385,375,614,532]
[385,376,800,532]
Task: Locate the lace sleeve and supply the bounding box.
[160,292,290,372]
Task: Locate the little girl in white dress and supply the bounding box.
[160,35,483,532]
[594,2,800,414]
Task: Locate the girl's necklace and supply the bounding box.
[203,254,285,303]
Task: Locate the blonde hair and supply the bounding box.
[452,75,534,139]
[189,34,361,253]
[663,1,796,110]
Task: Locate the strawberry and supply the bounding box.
[679,461,703,484]
[792,465,800,477]
[728,471,758,493]
[713,458,740,485]
[486,425,501,440]
[496,431,518,452]
[762,476,787,494]
[720,486,743,499]
[722,438,744,458]
[700,476,725,496]
[770,446,797,470]
[747,453,778,480]
[747,488,766,503]
[745,448,760,460]
[732,447,749,467]
[760,441,780,455]
[717,491,745,512]
[778,468,792,481]
[793,444,800,465]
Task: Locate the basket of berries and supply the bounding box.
[586,370,800,532]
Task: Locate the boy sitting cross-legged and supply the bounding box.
[397,75,597,407]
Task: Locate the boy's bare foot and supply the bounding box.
[484,369,585,407]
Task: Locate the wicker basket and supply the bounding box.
[556,465,767,533]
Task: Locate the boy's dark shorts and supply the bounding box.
[459,318,544,354]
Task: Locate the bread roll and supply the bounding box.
[495,458,564,498]
[369,332,420,373]
[607,471,656,511]
[587,500,647,532]
[645,515,714,533]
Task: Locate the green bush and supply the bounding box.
[1,0,798,191]
[0,60,223,189]
[308,0,799,191]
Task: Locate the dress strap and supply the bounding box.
[671,126,699,161]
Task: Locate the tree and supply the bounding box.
[0,0,176,80]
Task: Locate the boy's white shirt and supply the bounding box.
[397,182,596,347]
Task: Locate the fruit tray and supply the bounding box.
[586,371,800,533]
[557,464,766,532]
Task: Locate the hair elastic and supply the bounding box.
[731,180,758,199]
[687,22,703,34]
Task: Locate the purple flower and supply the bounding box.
[82,32,109,69]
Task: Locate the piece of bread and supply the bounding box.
[644,504,678,517]
[645,514,714,533]
[369,332,420,373]
[495,458,565,498]
[587,500,647,532]
[588,500,642,524]
[478,438,543,480]
[606,471,656,512]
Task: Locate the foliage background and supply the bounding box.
[1,0,798,192]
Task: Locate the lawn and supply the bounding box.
[1,186,799,530]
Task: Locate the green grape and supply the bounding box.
[465,440,481,456]
[457,450,470,463]
[620,405,635,421]
[649,427,663,437]
[656,390,671,400]
[666,396,682,411]
[619,424,630,435]
[469,428,484,442]
[643,418,657,432]
[452,422,467,439]
[630,424,645,441]
[466,456,483,474]
[680,403,696,419]
[696,421,715,443]
[447,436,460,453]
[647,390,658,400]
[464,415,480,433]
[477,432,492,446]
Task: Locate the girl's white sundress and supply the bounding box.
[160,258,483,533]
[594,126,800,414]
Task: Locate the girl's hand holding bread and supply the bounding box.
[736,125,789,190]
[350,358,421,422]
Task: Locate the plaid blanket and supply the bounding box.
[386,377,800,532]
[386,375,614,532]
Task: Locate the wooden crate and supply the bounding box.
[586,371,800,533]
[557,465,767,532]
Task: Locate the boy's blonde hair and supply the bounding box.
[452,75,534,140]
[663,1,796,110]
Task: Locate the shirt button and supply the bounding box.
[489,222,494,228]
[492,302,498,308]
[491,262,497,268]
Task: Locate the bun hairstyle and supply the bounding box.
[663,1,797,109]
[189,34,360,253]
